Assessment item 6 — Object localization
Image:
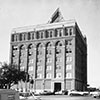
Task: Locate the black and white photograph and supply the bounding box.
[0,0,100,100]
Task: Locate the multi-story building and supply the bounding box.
[10,9,87,92]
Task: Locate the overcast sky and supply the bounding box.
[0,0,100,88]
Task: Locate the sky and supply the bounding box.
[0,0,100,88]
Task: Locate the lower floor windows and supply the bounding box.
[37,65,42,71]
[66,72,72,78]
[66,64,72,70]
[28,66,33,71]
[56,73,62,78]
[46,65,52,70]
[46,73,51,79]
[29,59,34,64]
[66,56,72,62]
[20,66,25,71]
[56,64,61,70]
[37,73,42,79]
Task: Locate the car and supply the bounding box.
[40,90,49,95]
[68,90,84,96]
[54,90,68,95]
[19,95,25,99]
[81,91,89,96]
[62,90,68,95]
[19,92,26,99]
[40,90,54,95]
[92,91,100,98]
[55,90,62,95]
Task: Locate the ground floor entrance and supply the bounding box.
[54,83,61,92]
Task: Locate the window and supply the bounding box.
[20,34,22,41]
[58,42,63,46]
[65,28,68,36]
[36,32,39,39]
[47,58,52,63]
[28,66,33,71]
[56,64,61,70]
[32,33,34,39]
[66,56,72,62]
[20,52,25,57]
[66,48,72,53]
[47,43,52,47]
[29,59,34,64]
[14,34,18,41]
[66,73,72,78]
[12,52,15,57]
[46,65,52,70]
[56,29,60,37]
[69,28,73,35]
[46,73,51,79]
[37,66,42,70]
[66,64,72,70]
[14,35,16,41]
[56,57,62,62]
[28,32,31,40]
[12,34,14,42]
[37,50,42,55]
[59,29,63,37]
[20,59,24,63]
[22,33,26,40]
[38,31,44,39]
[69,40,72,45]
[47,30,53,38]
[38,43,43,49]
[13,45,18,50]
[66,40,72,46]
[37,73,42,79]
[56,73,62,78]
[55,30,57,37]
[50,31,53,37]
[60,29,63,36]
[41,32,43,38]
[20,66,25,71]
[12,60,17,65]
[47,50,52,55]
[56,48,61,54]
[28,51,33,56]
[45,31,48,38]
[37,59,42,64]
[55,29,63,37]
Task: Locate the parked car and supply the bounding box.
[81,91,89,96]
[62,90,68,95]
[19,94,25,99]
[34,91,41,95]
[55,90,62,95]
[68,90,89,96]
[92,91,100,98]
[19,92,30,99]
[54,90,68,95]
[40,90,54,95]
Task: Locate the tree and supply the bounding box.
[0,63,29,89]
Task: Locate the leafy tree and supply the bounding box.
[0,63,29,89]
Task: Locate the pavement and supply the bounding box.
[20,95,97,100]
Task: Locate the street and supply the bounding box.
[21,95,99,100]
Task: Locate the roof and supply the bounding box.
[12,8,76,34]
[12,19,76,33]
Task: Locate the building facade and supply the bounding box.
[10,9,87,92]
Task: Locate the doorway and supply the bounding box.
[54,83,61,92]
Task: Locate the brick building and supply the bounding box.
[10,9,87,92]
